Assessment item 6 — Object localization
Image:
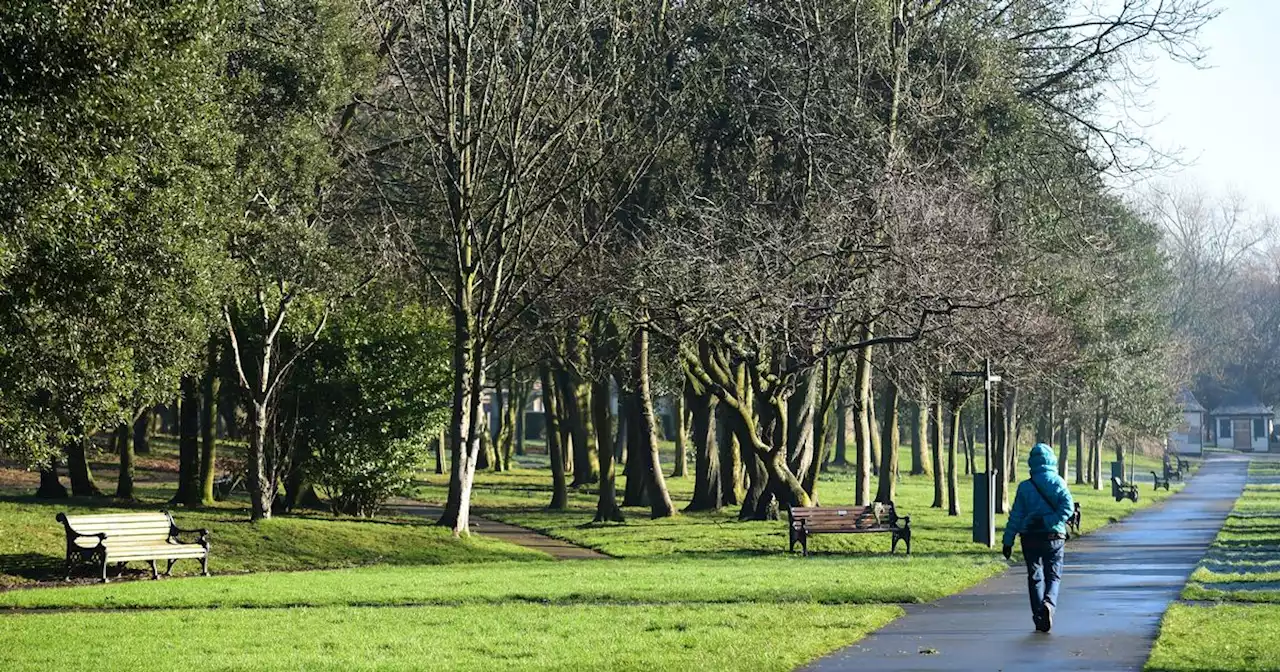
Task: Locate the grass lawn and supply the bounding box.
[1146,458,1280,671]
[1145,604,1280,672]
[0,602,901,672]
[0,443,546,588]
[418,450,1182,560]
[0,439,1188,671]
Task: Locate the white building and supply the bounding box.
[1168,389,1206,455]
[1209,400,1274,452]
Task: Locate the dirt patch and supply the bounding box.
[0,468,38,489]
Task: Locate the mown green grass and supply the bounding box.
[0,602,901,672]
[420,450,1183,559]
[1146,604,1280,672]
[0,554,1001,610]
[0,487,546,588]
[1182,482,1280,602]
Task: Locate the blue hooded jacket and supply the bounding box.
[1002,443,1075,547]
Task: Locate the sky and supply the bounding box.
[1140,0,1280,215]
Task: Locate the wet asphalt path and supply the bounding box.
[802,456,1248,672]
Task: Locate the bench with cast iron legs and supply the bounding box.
[1151,471,1171,491]
[56,511,209,583]
[788,503,911,556]
[1111,477,1139,503]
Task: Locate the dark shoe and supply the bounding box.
[1042,601,1055,632]
[1033,611,1047,632]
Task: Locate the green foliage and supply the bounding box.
[294,300,452,516]
[0,0,232,462]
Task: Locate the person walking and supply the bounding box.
[1002,442,1075,633]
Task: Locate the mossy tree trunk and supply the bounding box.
[133,407,152,455]
[200,338,220,506]
[540,365,568,510]
[948,403,962,516]
[592,377,624,522]
[874,377,900,504]
[172,374,202,507]
[930,394,943,508]
[66,435,102,497]
[671,390,688,478]
[115,423,134,500]
[633,310,675,519]
[685,369,721,511]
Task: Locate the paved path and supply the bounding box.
[803,455,1248,672]
[385,498,609,560]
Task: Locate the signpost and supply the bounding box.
[952,359,1001,547]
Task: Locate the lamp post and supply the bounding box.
[951,358,1001,547]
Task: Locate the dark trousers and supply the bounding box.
[1021,536,1065,616]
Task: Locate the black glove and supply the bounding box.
[1002,545,1012,560]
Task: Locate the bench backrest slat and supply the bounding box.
[790,505,898,529]
[60,513,173,541]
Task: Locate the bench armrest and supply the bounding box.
[172,527,210,543]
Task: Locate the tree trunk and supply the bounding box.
[634,314,675,519]
[671,391,688,478]
[994,389,1008,514]
[541,365,568,510]
[592,377,624,522]
[66,435,102,497]
[685,374,721,511]
[173,374,202,507]
[868,386,881,477]
[911,390,929,476]
[436,297,486,535]
[831,395,849,467]
[133,407,152,455]
[947,404,961,516]
[1075,422,1085,485]
[621,388,648,507]
[560,365,597,486]
[115,423,134,500]
[515,384,528,457]
[853,335,873,505]
[492,381,506,472]
[717,402,741,505]
[200,339,220,506]
[1057,414,1068,480]
[1004,387,1020,484]
[930,394,943,508]
[36,458,68,499]
[435,426,446,475]
[874,378,900,503]
[963,420,973,476]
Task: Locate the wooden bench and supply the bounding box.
[788,503,911,556]
[1151,471,1171,491]
[1111,477,1138,503]
[1164,456,1187,482]
[57,511,209,583]
[1067,502,1082,537]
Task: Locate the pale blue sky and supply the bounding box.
[1142,0,1280,214]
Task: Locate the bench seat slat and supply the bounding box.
[57,511,210,582]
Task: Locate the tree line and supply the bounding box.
[0,0,1217,530]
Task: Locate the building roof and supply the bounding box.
[1176,389,1207,413]
[1209,403,1274,417]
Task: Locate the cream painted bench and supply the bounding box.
[56,511,209,583]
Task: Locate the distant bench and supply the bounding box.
[1111,477,1139,503]
[788,503,911,556]
[57,511,210,583]
[1151,471,1171,491]
[1067,502,1082,537]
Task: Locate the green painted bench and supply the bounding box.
[57,511,209,583]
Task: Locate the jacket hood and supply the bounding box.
[1028,443,1058,474]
